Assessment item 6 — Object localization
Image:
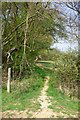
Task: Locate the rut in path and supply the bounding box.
[32,76,54,118]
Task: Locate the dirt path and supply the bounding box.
[32,76,54,118]
[36,63,53,70]
[2,75,78,118]
[2,64,78,118]
[2,76,53,118]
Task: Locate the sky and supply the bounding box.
[51,40,78,53]
[50,3,78,53]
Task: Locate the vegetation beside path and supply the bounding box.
[2,61,78,118]
[39,61,78,118]
[3,61,78,118]
[2,65,47,114]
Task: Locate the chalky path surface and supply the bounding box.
[32,76,54,118]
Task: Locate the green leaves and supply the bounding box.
[2,2,68,77]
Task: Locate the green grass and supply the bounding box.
[69,116,74,118]
[40,62,53,68]
[47,87,78,117]
[39,61,78,117]
[57,116,63,118]
[46,67,78,117]
[2,86,42,112]
[33,64,47,78]
[51,115,54,117]
[2,64,46,112]
[2,61,78,118]
[27,113,33,118]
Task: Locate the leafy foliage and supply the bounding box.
[2,2,67,77]
[40,49,78,99]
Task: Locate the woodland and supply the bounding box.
[2,2,80,118]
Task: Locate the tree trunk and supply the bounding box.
[24,13,28,55]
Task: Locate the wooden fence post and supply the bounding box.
[7,68,11,93]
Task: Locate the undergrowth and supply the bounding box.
[40,61,78,117]
[2,64,47,112]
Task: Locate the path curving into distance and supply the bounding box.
[32,76,54,118]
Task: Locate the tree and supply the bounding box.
[2,2,67,78]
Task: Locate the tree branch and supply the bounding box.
[3,13,37,43]
[65,3,80,13]
[7,46,17,54]
[2,36,14,47]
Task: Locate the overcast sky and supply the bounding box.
[50,2,78,53]
[51,40,78,52]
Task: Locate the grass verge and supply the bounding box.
[2,64,46,112]
[39,61,78,117]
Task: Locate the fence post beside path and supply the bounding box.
[7,68,11,93]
